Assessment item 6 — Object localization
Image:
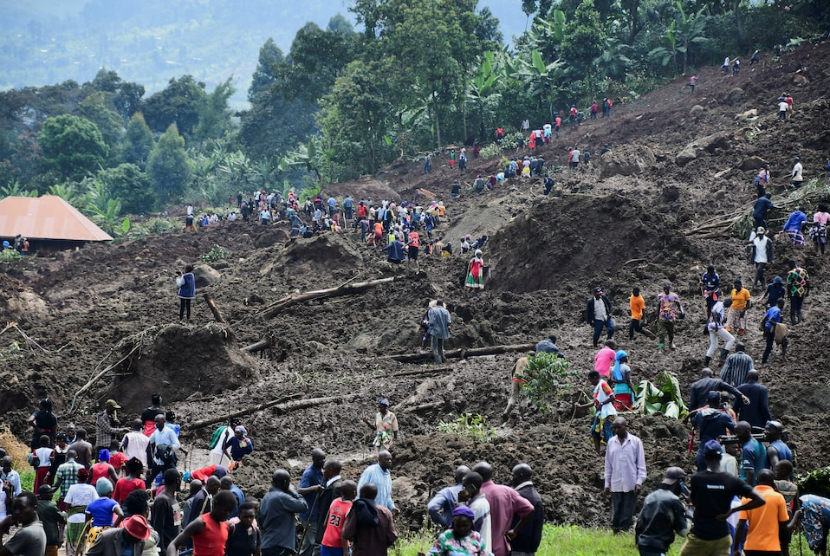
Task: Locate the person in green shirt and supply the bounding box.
[37,485,65,556]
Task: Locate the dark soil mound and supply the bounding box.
[487,194,698,293]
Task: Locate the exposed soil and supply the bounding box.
[2,41,830,530]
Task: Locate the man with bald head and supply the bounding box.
[315,460,344,548]
[340,483,397,556]
[472,461,534,556]
[604,417,646,533]
[259,469,308,556]
[427,465,470,529]
[510,464,544,556]
[298,448,326,556]
[183,475,221,530]
[688,368,749,411]
[736,421,767,486]
[358,451,395,512]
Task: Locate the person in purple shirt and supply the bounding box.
[471,461,534,556]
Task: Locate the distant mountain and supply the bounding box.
[0,0,528,108]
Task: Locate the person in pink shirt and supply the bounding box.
[809,203,829,254]
[594,340,617,377]
[471,462,534,556]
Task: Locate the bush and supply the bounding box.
[478,143,502,159]
[199,244,229,262]
[0,249,24,264]
[524,353,576,415]
[437,413,496,443]
[499,131,525,150]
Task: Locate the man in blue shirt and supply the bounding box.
[297,448,326,556]
[762,298,788,363]
[752,193,777,230]
[357,451,395,512]
[689,392,736,471]
[736,421,767,486]
[259,469,308,556]
[427,465,469,529]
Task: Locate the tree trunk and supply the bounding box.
[626,0,641,45]
[381,343,536,363]
[261,277,397,319]
[733,0,744,44]
[433,92,442,152]
[461,77,468,141]
[187,393,359,429]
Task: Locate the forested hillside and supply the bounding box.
[1,0,828,233]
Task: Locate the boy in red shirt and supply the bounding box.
[322,480,357,556]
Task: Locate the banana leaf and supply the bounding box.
[633,372,687,419]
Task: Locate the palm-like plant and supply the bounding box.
[0,182,38,198]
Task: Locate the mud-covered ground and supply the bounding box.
[2,41,830,529]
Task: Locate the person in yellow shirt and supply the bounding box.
[726,279,752,335]
[628,287,656,340]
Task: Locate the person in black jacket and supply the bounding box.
[586,287,615,347]
[687,368,750,411]
[735,371,770,430]
[510,464,543,556]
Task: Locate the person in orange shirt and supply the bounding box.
[733,469,793,556]
[373,221,384,248]
[407,231,420,272]
[628,287,656,340]
[726,279,752,335]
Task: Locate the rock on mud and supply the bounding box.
[599,145,656,178]
[675,131,735,166]
[193,264,222,287]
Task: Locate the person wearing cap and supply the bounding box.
[95,399,126,459]
[720,343,754,387]
[690,392,738,471]
[733,469,791,556]
[586,287,615,347]
[736,371,770,430]
[362,399,399,452]
[422,504,488,556]
[679,440,764,556]
[760,276,786,309]
[84,477,125,549]
[0,492,47,556]
[610,351,635,411]
[782,205,807,246]
[357,451,395,512]
[37,484,65,556]
[656,282,684,350]
[629,287,656,341]
[790,156,803,189]
[166,489,236,556]
[725,280,751,335]
[223,425,254,469]
[604,417,646,533]
[86,515,152,556]
[635,467,690,556]
[749,227,774,291]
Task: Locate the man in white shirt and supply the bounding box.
[604,417,646,533]
[791,156,803,188]
[147,414,181,488]
[121,419,150,468]
[778,100,788,120]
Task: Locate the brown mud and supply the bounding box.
[2,41,830,529]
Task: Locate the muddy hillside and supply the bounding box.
[2,41,830,528]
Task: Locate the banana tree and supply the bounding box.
[675,1,708,75]
[513,49,565,122]
[0,182,38,199]
[467,51,501,141]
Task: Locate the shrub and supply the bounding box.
[199,244,229,262]
[523,353,576,414]
[437,413,496,443]
[478,143,502,159]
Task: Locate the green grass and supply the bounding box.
[392,524,683,556]
[19,468,34,492]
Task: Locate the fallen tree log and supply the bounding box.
[382,343,536,363]
[240,339,270,353]
[385,366,455,378]
[203,293,227,325]
[261,277,396,319]
[188,393,360,429]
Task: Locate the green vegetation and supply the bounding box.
[524,353,576,415]
[635,372,688,419]
[199,244,229,263]
[437,413,496,443]
[393,524,685,556]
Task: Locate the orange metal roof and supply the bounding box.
[0,196,113,242]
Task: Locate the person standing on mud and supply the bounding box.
[750,227,774,289]
[140,395,164,437]
[705,297,735,366]
[465,250,485,296]
[427,300,451,364]
[502,353,531,423]
[146,414,180,488]
[628,287,656,341]
[604,417,646,533]
[726,280,751,336]
[297,448,326,556]
[701,266,720,315]
[720,343,754,386]
[357,451,395,513]
[362,399,398,453]
[586,287,615,347]
[785,259,810,325]
[28,398,57,451]
[258,470,308,556]
[575,371,617,456]
[314,459,344,551]
[176,265,196,323]
[656,283,683,350]
[762,298,789,364]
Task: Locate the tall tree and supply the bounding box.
[194,78,235,145]
[38,114,109,182]
[147,124,191,204]
[121,112,154,169]
[141,76,207,138]
[78,92,124,152]
[98,163,155,214]
[561,0,605,83]
[248,38,284,102]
